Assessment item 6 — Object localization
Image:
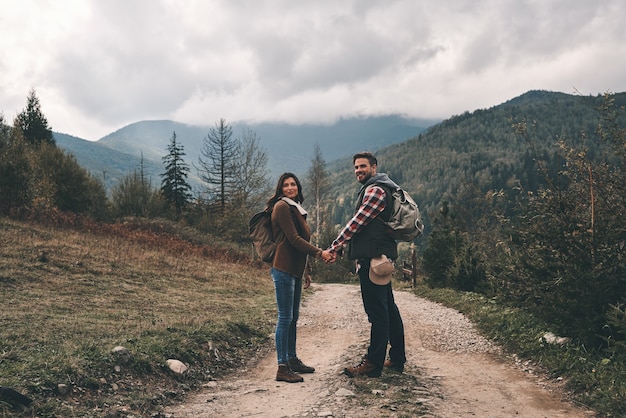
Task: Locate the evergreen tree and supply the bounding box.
[471,93,626,346]
[14,89,54,145]
[1,102,107,218]
[0,115,33,213]
[422,201,456,287]
[161,131,192,217]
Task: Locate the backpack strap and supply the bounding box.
[364,183,393,223]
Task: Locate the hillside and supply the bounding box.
[54,133,164,191]
[325,90,626,229]
[0,216,276,416]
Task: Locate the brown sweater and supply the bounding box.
[271,200,321,278]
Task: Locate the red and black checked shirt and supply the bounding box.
[329,185,387,252]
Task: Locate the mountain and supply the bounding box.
[325,90,626,228]
[55,89,624,224]
[56,115,437,192]
[54,133,164,192]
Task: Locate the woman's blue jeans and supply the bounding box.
[271,268,302,365]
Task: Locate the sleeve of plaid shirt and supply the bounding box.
[329,185,386,252]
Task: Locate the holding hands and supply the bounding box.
[320,249,338,264]
[320,249,336,263]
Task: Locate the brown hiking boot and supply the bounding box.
[288,357,315,373]
[384,359,405,373]
[343,356,381,378]
[276,364,304,383]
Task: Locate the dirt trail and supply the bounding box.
[166,283,594,417]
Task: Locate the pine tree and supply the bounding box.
[14,89,54,145]
[161,131,192,217]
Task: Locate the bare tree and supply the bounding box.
[112,156,161,218]
[233,128,270,209]
[196,118,238,214]
[307,143,329,246]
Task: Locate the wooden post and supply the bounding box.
[411,243,417,287]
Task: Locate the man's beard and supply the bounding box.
[358,172,372,184]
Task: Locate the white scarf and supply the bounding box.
[281,197,308,216]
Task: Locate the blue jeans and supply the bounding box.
[271,268,302,365]
[358,258,406,369]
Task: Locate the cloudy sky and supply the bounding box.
[1,0,625,141]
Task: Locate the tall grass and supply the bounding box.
[0,216,276,417]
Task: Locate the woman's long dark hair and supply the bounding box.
[266,172,304,209]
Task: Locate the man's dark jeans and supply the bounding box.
[358,258,406,369]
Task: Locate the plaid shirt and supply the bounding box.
[329,185,386,252]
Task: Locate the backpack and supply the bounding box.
[249,209,275,263]
[372,185,424,242]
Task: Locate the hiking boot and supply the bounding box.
[343,356,381,378]
[288,357,315,373]
[276,364,304,383]
[384,359,405,373]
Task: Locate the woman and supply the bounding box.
[267,172,334,383]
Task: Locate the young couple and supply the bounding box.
[267,151,406,383]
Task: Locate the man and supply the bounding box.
[328,151,406,377]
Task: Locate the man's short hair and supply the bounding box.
[353,151,377,166]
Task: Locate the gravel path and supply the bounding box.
[166,283,594,417]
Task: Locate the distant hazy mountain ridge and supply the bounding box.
[56,115,436,192]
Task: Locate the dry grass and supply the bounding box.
[0,217,276,417]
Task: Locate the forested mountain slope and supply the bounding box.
[326,90,626,228]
